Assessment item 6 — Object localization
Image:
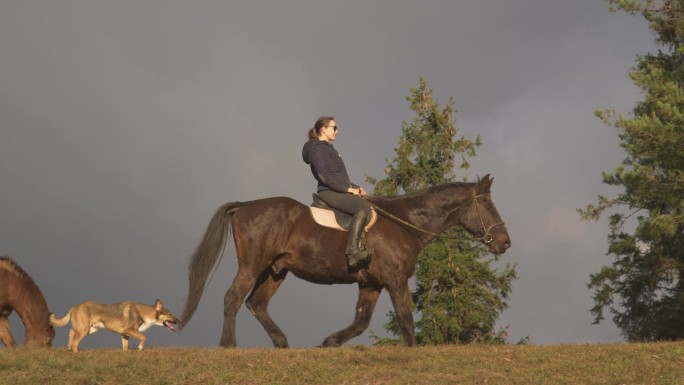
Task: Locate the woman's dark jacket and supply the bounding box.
[302,140,358,192]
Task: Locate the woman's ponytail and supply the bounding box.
[307,128,317,140]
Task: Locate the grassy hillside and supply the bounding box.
[1,342,683,385]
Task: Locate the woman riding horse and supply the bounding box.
[302,116,372,267]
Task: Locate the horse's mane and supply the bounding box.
[0,256,29,280]
[0,255,49,311]
[367,181,475,204]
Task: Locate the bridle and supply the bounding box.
[470,194,505,244]
[367,193,504,244]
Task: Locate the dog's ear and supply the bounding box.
[154,299,163,312]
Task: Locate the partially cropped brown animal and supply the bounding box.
[49,299,178,352]
[0,255,55,347]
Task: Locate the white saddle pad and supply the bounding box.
[308,207,377,232]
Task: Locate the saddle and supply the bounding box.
[308,194,377,232]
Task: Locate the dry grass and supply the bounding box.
[1,342,683,385]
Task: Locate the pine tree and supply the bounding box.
[579,0,684,341]
[367,77,517,345]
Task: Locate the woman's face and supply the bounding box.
[320,120,339,141]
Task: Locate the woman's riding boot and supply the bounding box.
[346,210,370,267]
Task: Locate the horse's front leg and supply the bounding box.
[386,280,416,346]
[0,314,17,347]
[320,284,382,347]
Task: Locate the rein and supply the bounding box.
[367,193,504,244]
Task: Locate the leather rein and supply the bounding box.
[367,193,504,244]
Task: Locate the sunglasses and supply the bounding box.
[325,125,338,131]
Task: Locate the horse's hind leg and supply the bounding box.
[320,285,382,347]
[245,269,289,348]
[221,267,258,348]
[0,312,16,347]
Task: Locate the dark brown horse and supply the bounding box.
[179,174,510,347]
[0,256,55,347]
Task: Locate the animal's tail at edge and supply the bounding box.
[179,201,244,330]
[48,311,71,327]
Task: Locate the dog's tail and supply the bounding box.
[49,311,71,327]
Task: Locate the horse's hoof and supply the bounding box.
[319,338,341,348]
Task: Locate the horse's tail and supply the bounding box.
[49,311,71,327]
[179,201,243,330]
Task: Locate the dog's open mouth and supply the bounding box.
[164,321,177,332]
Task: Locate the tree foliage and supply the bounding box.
[579,0,684,341]
[367,77,517,345]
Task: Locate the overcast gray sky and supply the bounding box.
[1,1,653,349]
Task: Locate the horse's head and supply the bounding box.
[24,322,55,348]
[461,174,511,254]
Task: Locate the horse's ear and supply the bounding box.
[478,174,493,193]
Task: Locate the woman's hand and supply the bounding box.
[347,187,367,197]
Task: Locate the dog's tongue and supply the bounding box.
[164,321,176,332]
